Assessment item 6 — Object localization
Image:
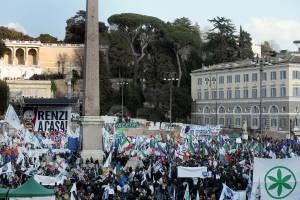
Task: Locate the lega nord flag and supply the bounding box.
[253,157,300,200]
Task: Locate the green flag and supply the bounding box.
[184,184,190,200]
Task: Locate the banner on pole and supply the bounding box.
[23,107,71,133]
[177,166,211,178]
[253,157,300,200]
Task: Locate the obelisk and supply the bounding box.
[80,0,103,160]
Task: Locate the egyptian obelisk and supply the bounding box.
[80,0,103,160]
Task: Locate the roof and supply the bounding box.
[191,55,300,74]
[0,178,55,198]
[23,97,79,106]
[8,178,55,197]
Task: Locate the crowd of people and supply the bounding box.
[0,128,300,200]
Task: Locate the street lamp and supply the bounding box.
[117,80,129,122]
[162,72,179,126]
[205,73,217,125]
[255,56,267,136]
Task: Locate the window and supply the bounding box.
[244,74,249,82]
[293,87,300,97]
[261,87,267,97]
[226,118,232,126]
[271,87,276,97]
[219,107,225,113]
[219,118,225,125]
[205,117,210,124]
[205,78,210,85]
[227,89,232,99]
[235,118,241,126]
[280,71,286,80]
[252,73,258,82]
[262,72,267,81]
[271,118,277,127]
[282,106,286,112]
[279,119,287,129]
[204,89,209,100]
[197,90,201,100]
[280,87,286,97]
[204,107,210,113]
[243,88,249,98]
[293,71,300,79]
[271,71,276,80]
[219,76,224,84]
[234,106,242,113]
[197,78,202,85]
[252,87,257,98]
[212,90,217,99]
[235,88,240,98]
[270,106,279,113]
[252,106,259,113]
[262,118,267,128]
[227,75,232,83]
[219,90,224,99]
[235,75,240,83]
[252,118,258,127]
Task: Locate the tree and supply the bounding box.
[108,13,163,84]
[163,18,201,87]
[124,82,144,116]
[64,10,108,44]
[0,26,34,41]
[37,34,58,43]
[99,51,115,115]
[204,17,238,64]
[0,80,9,115]
[0,40,5,58]
[238,26,253,59]
[261,41,274,56]
[108,31,133,78]
[50,80,57,97]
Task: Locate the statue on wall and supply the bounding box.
[243,119,248,135]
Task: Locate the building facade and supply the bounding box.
[0,39,109,80]
[0,40,84,79]
[191,57,300,135]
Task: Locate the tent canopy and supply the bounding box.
[0,188,9,198]
[8,178,54,197]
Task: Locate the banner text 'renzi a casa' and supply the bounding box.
[35,110,70,132]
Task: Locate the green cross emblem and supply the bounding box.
[264,166,297,199]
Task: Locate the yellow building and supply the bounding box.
[0,39,84,79]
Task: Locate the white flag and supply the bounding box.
[196,190,200,200]
[253,157,300,200]
[219,183,240,200]
[4,105,21,130]
[0,162,12,174]
[103,152,112,168]
[70,183,77,200]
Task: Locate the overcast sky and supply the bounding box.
[1,0,300,50]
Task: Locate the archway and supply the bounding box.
[28,49,37,65]
[3,48,12,65]
[15,48,25,65]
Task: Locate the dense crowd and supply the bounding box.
[0,134,299,200]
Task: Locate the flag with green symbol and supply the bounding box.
[251,157,300,200]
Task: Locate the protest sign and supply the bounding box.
[177,166,211,178]
[23,107,71,133]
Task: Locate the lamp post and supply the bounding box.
[256,57,266,136]
[163,72,178,126]
[118,80,128,122]
[205,73,217,125]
